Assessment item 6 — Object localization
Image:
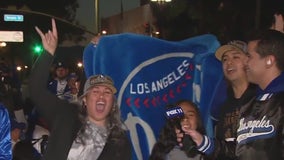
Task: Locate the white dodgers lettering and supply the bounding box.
[237,116,274,143]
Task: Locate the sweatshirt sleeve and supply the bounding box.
[29,52,72,128]
[197,135,237,159]
[197,135,214,154]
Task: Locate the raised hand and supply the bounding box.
[176,126,204,147]
[181,126,203,146]
[175,128,185,147]
[35,18,58,55]
[271,14,284,33]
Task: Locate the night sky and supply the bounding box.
[76,0,140,32]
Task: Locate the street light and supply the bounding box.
[0,42,6,47]
[101,30,107,35]
[151,0,172,3]
[32,44,43,55]
[94,0,100,34]
[77,62,83,68]
[16,66,22,71]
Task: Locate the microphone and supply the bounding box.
[165,106,184,119]
[165,106,198,157]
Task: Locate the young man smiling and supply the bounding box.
[236,29,284,160]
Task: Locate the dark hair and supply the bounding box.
[149,99,205,160]
[247,29,284,71]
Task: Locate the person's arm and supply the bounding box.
[207,138,236,159]
[29,19,70,126]
[176,127,236,159]
[176,128,213,154]
[207,121,237,159]
[0,106,12,160]
[270,13,284,33]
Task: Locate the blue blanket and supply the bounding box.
[83,33,225,159]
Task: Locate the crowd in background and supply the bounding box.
[0,55,81,159]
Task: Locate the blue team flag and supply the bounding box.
[83,33,225,159]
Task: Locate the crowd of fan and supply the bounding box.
[0,59,80,160]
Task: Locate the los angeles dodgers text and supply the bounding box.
[130,60,190,94]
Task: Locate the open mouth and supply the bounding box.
[226,67,235,74]
[96,101,105,112]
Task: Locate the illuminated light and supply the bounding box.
[24,66,28,69]
[34,46,41,52]
[151,0,171,2]
[101,30,107,35]
[77,62,83,68]
[0,31,23,42]
[16,66,22,71]
[0,42,7,47]
[4,14,24,22]
[32,44,43,55]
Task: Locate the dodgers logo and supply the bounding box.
[237,116,275,144]
[83,33,222,159]
[118,53,195,159]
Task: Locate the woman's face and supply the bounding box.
[83,85,114,127]
[179,102,198,130]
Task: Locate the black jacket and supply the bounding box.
[213,84,256,160]
[236,73,284,160]
[29,52,131,160]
